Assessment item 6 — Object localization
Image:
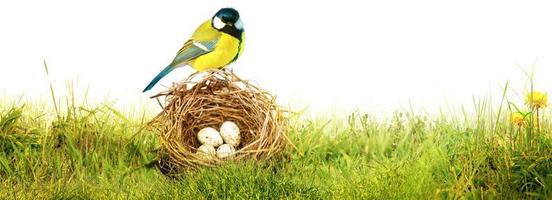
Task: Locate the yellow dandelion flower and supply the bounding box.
[525,91,547,109]
[510,112,526,126]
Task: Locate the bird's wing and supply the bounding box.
[170,39,218,66]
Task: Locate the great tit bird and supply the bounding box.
[143,8,245,92]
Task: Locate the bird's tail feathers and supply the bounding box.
[142,65,175,92]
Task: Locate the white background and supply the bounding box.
[1,0,551,116]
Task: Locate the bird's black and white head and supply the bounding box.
[212,8,244,39]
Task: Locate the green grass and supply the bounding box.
[2,65,552,200]
[1,96,551,199]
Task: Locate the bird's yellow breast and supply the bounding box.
[190,33,241,71]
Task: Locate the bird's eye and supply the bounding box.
[212,16,225,30]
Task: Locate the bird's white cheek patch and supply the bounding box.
[213,17,225,29]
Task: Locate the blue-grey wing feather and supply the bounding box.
[170,39,218,66]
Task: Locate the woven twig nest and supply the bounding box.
[151,70,290,171]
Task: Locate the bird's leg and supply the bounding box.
[204,69,218,76]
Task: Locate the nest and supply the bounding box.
[150,70,290,171]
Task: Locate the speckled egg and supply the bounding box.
[197,127,223,147]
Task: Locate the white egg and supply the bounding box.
[196,144,216,159]
[216,144,236,159]
[197,127,223,147]
[219,121,241,147]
